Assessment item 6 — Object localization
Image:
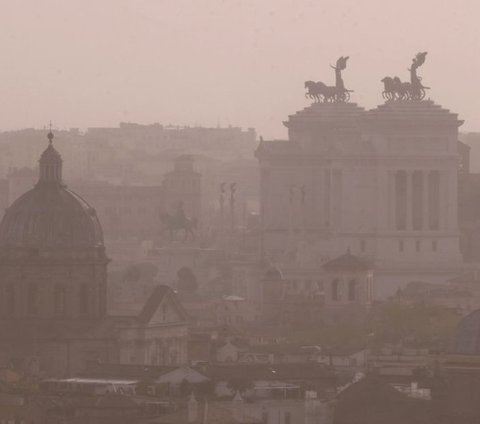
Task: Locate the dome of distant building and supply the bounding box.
[0,131,105,258]
[451,309,480,354]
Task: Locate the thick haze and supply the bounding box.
[0,0,478,138]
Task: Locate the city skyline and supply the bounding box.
[0,0,479,139]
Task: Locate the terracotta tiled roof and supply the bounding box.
[200,363,334,382]
[0,318,119,340]
[248,343,319,355]
[451,309,480,354]
[81,363,182,380]
[334,377,435,424]
[155,400,260,424]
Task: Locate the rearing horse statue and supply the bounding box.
[160,202,198,242]
[304,56,353,103]
[381,52,430,101]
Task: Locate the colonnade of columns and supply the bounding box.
[392,169,441,231]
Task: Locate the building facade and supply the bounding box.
[256,100,464,297]
[0,132,189,377]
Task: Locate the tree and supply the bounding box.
[286,301,461,351]
[370,302,460,348]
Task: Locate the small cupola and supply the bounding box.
[38,129,63,185]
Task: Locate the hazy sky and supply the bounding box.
[0,0,479,138]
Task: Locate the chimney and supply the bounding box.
[188,392,198,423]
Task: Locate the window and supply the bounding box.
[432,240,438,252]
[332,279,340,301]
[395,171,407,230]
[285,411,291,424]
[399,240,404,252]
[412,171,424,230]
[261,411,269,424]
[360,239,366,253]
[428,171,440,230]
[415,240,421,252]
[28,283,37,315]
[79,284,88,315]
[305,280,312,292]
[348,280,357,302]
[6,285,14,317]
[366,276,373,302]
[54,284,66,316]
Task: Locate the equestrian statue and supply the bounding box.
[305,56,354,103]
[381,52,430,101]
[160,200,198,242]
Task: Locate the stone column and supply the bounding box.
[406,170,412,231]
[422,170,429,231]
[388,170,395,230]
[385,170,390,230]
[448,169,458,231]
[440,170,448,231]
[259,168,267,262]
[332,169,342,231]
[324,168,331,228]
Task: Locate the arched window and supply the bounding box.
[28,283,37,315]
[348,280,357,302]
[79,284,88,315]
[332,279,340,301]
[54,284,66,316]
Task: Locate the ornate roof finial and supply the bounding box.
[47,121,54,144]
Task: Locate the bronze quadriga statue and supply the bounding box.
[381,52,430,101]
[305,56,354,103]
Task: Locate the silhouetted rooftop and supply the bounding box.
[323,251,371,272]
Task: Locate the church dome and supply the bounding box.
[0,131,105,260]
[451,309,480,355]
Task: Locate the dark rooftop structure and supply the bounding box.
[333,376,435,424]
[450,309,480,354]
[323,250,372,272]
